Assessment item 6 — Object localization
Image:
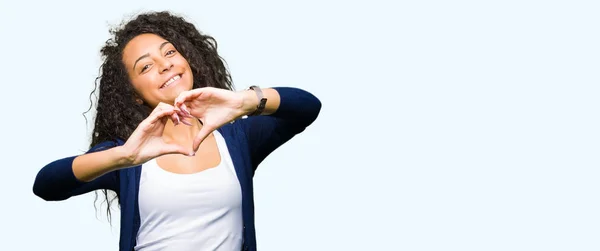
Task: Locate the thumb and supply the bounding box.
[193,126,213,152]
[163,143,195,157]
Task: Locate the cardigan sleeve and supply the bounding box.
[32,141,120,201]
[239,87,322,172]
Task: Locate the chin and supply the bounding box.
[167,84,192,101]
[177,74,194,91]
[178,81,194,92]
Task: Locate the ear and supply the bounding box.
[133,93,144,104]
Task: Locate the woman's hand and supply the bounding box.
[174,87,257,151]
[122,102,194,165]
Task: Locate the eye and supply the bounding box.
[166,49,176,56]
[140,64,151,73]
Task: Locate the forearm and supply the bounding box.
[72,146,133,182]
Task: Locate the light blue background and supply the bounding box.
[1,0,598,250]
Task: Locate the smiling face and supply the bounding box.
[122,33,194,107]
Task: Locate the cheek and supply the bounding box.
[175,54,192,70]
[130,77,157,101]
[176,57,194,86]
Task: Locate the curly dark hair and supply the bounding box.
[84,11,234,223]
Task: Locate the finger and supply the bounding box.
[162,143,195,157]
[160,116,169,129]
[179,103,191,116]
[149,102,170,115]
[180,118,193,126]
[171,113,180,126]
[147,107,177,125]
[174,89,203,107]
[193,126,213,151]
[176,110,192,118]
[148,104,177,124]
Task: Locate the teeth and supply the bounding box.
[162,75,181,88]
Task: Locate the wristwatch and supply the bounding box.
[248,85,267,116]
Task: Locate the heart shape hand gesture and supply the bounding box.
[122,87,254,165]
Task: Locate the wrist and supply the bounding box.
[112,146,136,168]
[240,89,260,115]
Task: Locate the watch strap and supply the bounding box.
[248,85,267,116]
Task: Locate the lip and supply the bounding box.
[160,73,182,89]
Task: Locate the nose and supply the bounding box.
[158,58,173,73]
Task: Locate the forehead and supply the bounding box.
[122,33,169,65]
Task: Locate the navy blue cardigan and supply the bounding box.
[33,87,321,251]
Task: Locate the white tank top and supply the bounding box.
[134,131,243,251]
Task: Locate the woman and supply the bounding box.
[32,11,321,251]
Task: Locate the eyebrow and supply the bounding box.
[132,41,172,71]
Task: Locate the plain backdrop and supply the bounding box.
[1,0,599,250]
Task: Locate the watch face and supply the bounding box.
[258,99,267,109]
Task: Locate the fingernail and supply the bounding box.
[181,119,192,126]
